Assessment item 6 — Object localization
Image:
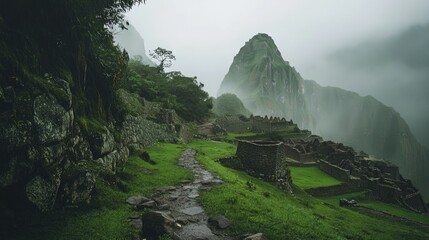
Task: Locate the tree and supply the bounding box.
[0,0,144,118]
[213,93,252,117]
[166,74,213,122]
[149,47,176,72]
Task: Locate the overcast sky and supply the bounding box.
[125,0,429,146]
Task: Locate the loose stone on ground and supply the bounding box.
[129,149,237,240]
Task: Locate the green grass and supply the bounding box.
[319,192,429,225]
[289,166,343,189]
[14,143,192,240]
[224,132,258,140]
[361,202,429,225]
[14,140,429,240]
[188,140,429,240]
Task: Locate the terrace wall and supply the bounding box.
[319,160,350,182]
[236,140,281,178]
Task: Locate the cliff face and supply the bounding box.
[218,33,309,127]
[0,76,188,213]
[113,24,155,66]
[218,33,429,200]
[303,80,429,199]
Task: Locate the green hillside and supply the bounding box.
[12,140,429,240]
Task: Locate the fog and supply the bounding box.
[325,25,429,147]
[125,0,429,146]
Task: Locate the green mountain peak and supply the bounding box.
[218,33,308,126]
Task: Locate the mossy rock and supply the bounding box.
[113,88,144,119]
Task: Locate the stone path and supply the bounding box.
[158,149,233,240]
[145,149,234,240]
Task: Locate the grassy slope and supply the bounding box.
[188,140,429,240]
[319,192,429,225]
[224,132,258,140]
[289,166,343,189]
[14,143,192,240]
[14,140,429,239]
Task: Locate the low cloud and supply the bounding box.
[325,24,429,147]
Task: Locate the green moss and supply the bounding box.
[114,89,144,119]
[12,143,192,240]
[78,117,107,136]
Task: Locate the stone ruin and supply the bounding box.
[221,133,428,213]
[220,140,292,192]
[213,114,428,213]
[283,138,322,164]
[215,115,296,134]
[284,139,428,213]
[196,122,227,138]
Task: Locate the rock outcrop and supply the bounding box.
[0,74,190,215]
[218,33,309,126]
[302,80,429,200]
[113,23,155,66]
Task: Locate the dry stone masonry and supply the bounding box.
[215,115,296,134]
[285,138,429,213]
[0,76,192,215]
[223,140,293,192]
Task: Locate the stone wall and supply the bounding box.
[284,145,300,161]
[235,140,292,191]
[215,115,252,133]
[215,115,295,134]
[251,116,295,133]
[319,160,350,182]
[305,183,364,197]
[402,193,429,213]
[236,140,280,178]
[0,77,189,214]
[284,144,317,163]
[120,115,178,148]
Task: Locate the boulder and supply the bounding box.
[339,199,357,207]
[88,127,116,159]
[141,211,175,239]
[0,120,32,147]
[59,163,96,205]
[208,215,230,229]
[33,94,73,144]
[25,175,60,212]
[136,200,156,210]
[95,145,129,173]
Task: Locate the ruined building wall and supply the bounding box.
[284,145,301,161]
[319,160,350,182]
[215,116,252,133]
[216,115,296,134]
[236,141,280,178]
[284,144,317,163]
[251,117,295,133]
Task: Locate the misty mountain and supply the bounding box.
[217,33,308,126]
[213,93,252,117]
[304,80,429,199]
[113,24,155,66]
[328,24,429,148]
[218,33,429,199]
